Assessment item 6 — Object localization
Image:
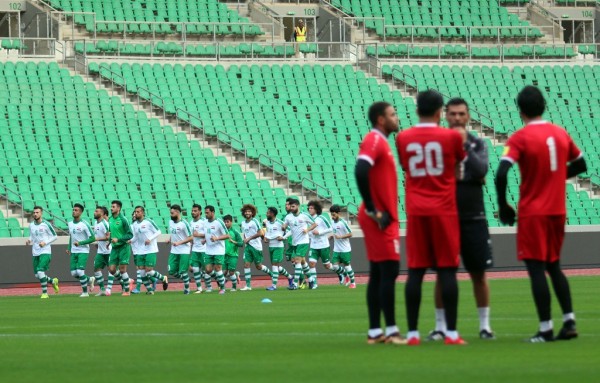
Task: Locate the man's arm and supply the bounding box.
[494,160,516,226]
[146,220,161,243]
[464,137,489,180]
[77,222,96,246]
[567,156,587,179]
[355,158,392,229]
[118,217,134,244]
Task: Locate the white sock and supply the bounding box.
[385,325,399,337]
[407,331,420,340]
[540,320,553,332]
[435,308,447,332]
[478,307,491,331]
[446,330,458,341]
[563,312,575,323]
[368,328,383,338]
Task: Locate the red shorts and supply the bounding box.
[358,205,400,262]
[517,215,566,263]
[406,215,460,269]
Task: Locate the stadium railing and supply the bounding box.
[175,108,206,148]
[258,155,290,192]
[216,131,248,172]
[98,64,127,96]
[301,178,334,206]
[1,38,58,57]
[0,182,25,232]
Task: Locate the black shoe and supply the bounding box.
[479,329,496,340]
[426,330,445,341]
[555,320,578,341]
[528,330,554,343]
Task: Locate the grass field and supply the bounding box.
[0,276,598,383]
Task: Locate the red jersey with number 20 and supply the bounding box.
[357,129,399,221]
[501,121,582,217]
[396,124,466,216]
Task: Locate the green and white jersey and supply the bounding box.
[131,218,161,255]
[29,220,57,256]
[169,219,192,255]
[332,218,352,253]
[241,218,263,251]
[264,218,288,248]
[310,215,333,250]
[205,218,228,256]
[190,217,207,253]
[94,219,111,255]
[68,219,95,254]
[284,212,314,246]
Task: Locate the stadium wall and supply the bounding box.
[1,227,598,285]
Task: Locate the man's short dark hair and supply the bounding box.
[307,200,323,215]
[171,204,182,212]
[288,199,300,206]
[101,206,108,216]
[416,90,444,117]
[446,97,469,111]
[111,200,122,208]
[517,85,546,118]
[73,203,84,211]
[33,206,43,211]
[134,205,145,212]
[330,204,341,213]
[205,205,215,213]
[368,101,392,127]
[192,203,202,210]
[223,214,233,222]
[268,207,278,216]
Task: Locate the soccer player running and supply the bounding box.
[239,204,272,291]
[283,197,308,287]
[263,207,294,291]
[396,90,467,346]
[92,206,111,296]
[223,214,243,291]
[26,206,59,298]
[106,200,134,297]
[306,200,334,289]
[329,205,356,289]
[282,198,314,290]
[131,206,167,295]
[167,204,193,295]
[190,203,207,293]
[427,98,495,341]
[495,86,586,343]
[203,205,230,294]
[355,101,404,345]
[67,203,96,297]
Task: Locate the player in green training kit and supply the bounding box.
[330,204,356,288]
[67,203,96,297]
[223,215,242,291]
[131,206,167,295]
[26,206,59,298]
[106,200,134,297]
[92,206,111,296]
[240,204,272,291]
[190,204,209,293]
[264,207,295,291]
[167,204,193,294]
[306,200,334,289]
[282,198,314,290]
[204,205,230,294]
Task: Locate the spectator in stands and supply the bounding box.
[294,19,307,42]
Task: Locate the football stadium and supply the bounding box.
[0,0,599,381]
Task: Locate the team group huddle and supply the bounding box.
[27,196,357,298]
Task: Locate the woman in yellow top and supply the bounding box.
[294,20,307,42]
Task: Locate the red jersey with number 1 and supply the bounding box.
[396,124,466,216]
[501,121,582,217]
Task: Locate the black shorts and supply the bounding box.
[460,219,493,272]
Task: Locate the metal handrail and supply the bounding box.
[257,154,289,192]
[346,201,358,222]
[98,63,126,97]
[391,67,419,94]
[216,131,248,172]
[341,16,386,42]
[73,53,88,77]
[135,86,167,122]
[43,209,70,235]
[54,40,64,63]
[0,181,25,231]
[175,108,205,148]
[300,177,334,204]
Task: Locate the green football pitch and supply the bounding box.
[0,276,598,383]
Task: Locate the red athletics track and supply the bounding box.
[0,269,598,297]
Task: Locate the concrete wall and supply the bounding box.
[2,227,598,286]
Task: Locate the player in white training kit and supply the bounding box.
[26,206,60,298]
[330,204,356,288]
[67,203,96,297]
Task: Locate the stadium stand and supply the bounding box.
[0,61,290,236]
[45,0,263,36]
[366,44,579,59]
[92,62,600,228]
[329,0,543,39]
